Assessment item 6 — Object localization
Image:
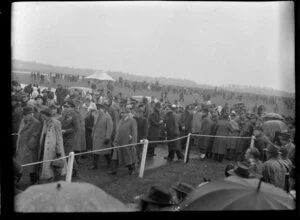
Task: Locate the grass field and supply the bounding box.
[12,72,294,117]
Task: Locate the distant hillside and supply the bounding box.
[12,59,198,87]
[12,59,294,98]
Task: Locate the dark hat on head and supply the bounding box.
[278,130,291,141]
[228,161,251,178]
[66,100,76,108]
[22,106,34,116]
[12,80,20,87]
[154,102,161,109]
[140,186,175,206]
[263,144,281,156]
[40,107,52,117]
[172,183,194,195]
[35,95,44,101]
[96,103,105,110]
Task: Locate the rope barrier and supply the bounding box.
[20,134,252,167]
[21,155,69,167]
[20,142,143,167]
[12,133,18,136]
[73,142,144,157]
[191,134,252,139]
[148,135,189,144]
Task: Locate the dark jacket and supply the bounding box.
[134,116,149,142]
[198,115,213,152]
[254,134,270,159]
[165,112,179,138]
[148,109,160,141]
[178,110,193,133]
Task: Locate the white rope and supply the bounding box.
[21,155,69,167]
[12,133,18,136]
[74,142,144,156]
[20,134,251,167]
[148,135,189,144]
[191,134,252,139]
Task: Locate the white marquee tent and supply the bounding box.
[85,71,115,82]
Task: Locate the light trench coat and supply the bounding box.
[37,118,67,181]
[92,112,113,155]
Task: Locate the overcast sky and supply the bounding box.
[11,1,294,92]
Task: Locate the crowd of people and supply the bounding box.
[11,78,296,206]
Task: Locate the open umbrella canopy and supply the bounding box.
[262,120,289,142]
[178,176,295,211]
[262,112,283,121]
[85,71,115,81]
[15,181,135,212]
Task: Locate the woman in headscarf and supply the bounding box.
[108,107,138,175]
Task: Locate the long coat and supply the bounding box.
[106,106,118,141]
[112,117,138,166]
[59,110,80,155]
[192,112,202,133]
[148,109,160,141]
[178,111,193,133]
[16,117,42,173]
[85,112,94,151]
[236,121,254,154]
[198,116,213,153]
[165,112,180,152]
[262,158,288,190]
[73,109,86,152]
[92,112,113,155]
[212,119,231,155]
[227,119,240,150]
[37,118,67,181]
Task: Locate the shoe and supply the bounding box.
[107,170,117,175]
[88,165,97,170]
[129,169,136,176]
[164,156,173,162]
[177,158,184,162]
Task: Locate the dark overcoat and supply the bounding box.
[16,117,42,173]
[198,116,213,153]
[148,110,160,141]
[212,119,231,155]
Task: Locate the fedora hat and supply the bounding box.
[40,107,52,117]
[264,144,281,156]
[228,161,251,178]
[172,183,194,195]
[140,186,175,206]
[22,106,34,116]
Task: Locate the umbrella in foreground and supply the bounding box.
[15,181,135,212]
[179,176,295,210]
[262,120,289,142]
[262,113,283,121]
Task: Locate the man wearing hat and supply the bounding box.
[137,185,177,211]
[178,105,193,150]
[197,107,213,160]
[33,95,47,123]
[227,111,240,160]
[172,183,194,203]
[278,131,295,166]
[38,107,67,183]
[133,104,149,163]
[253,126,270,162]
[89,103,113,170]
[237,113,257,161]
[262,144,288,190]
[59,100,80,177]
[147,102,163,157]
[15,106,42,185]
[164,104,184,162]
[85,102,97,153]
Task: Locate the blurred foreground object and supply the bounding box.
[15,181,135,212]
